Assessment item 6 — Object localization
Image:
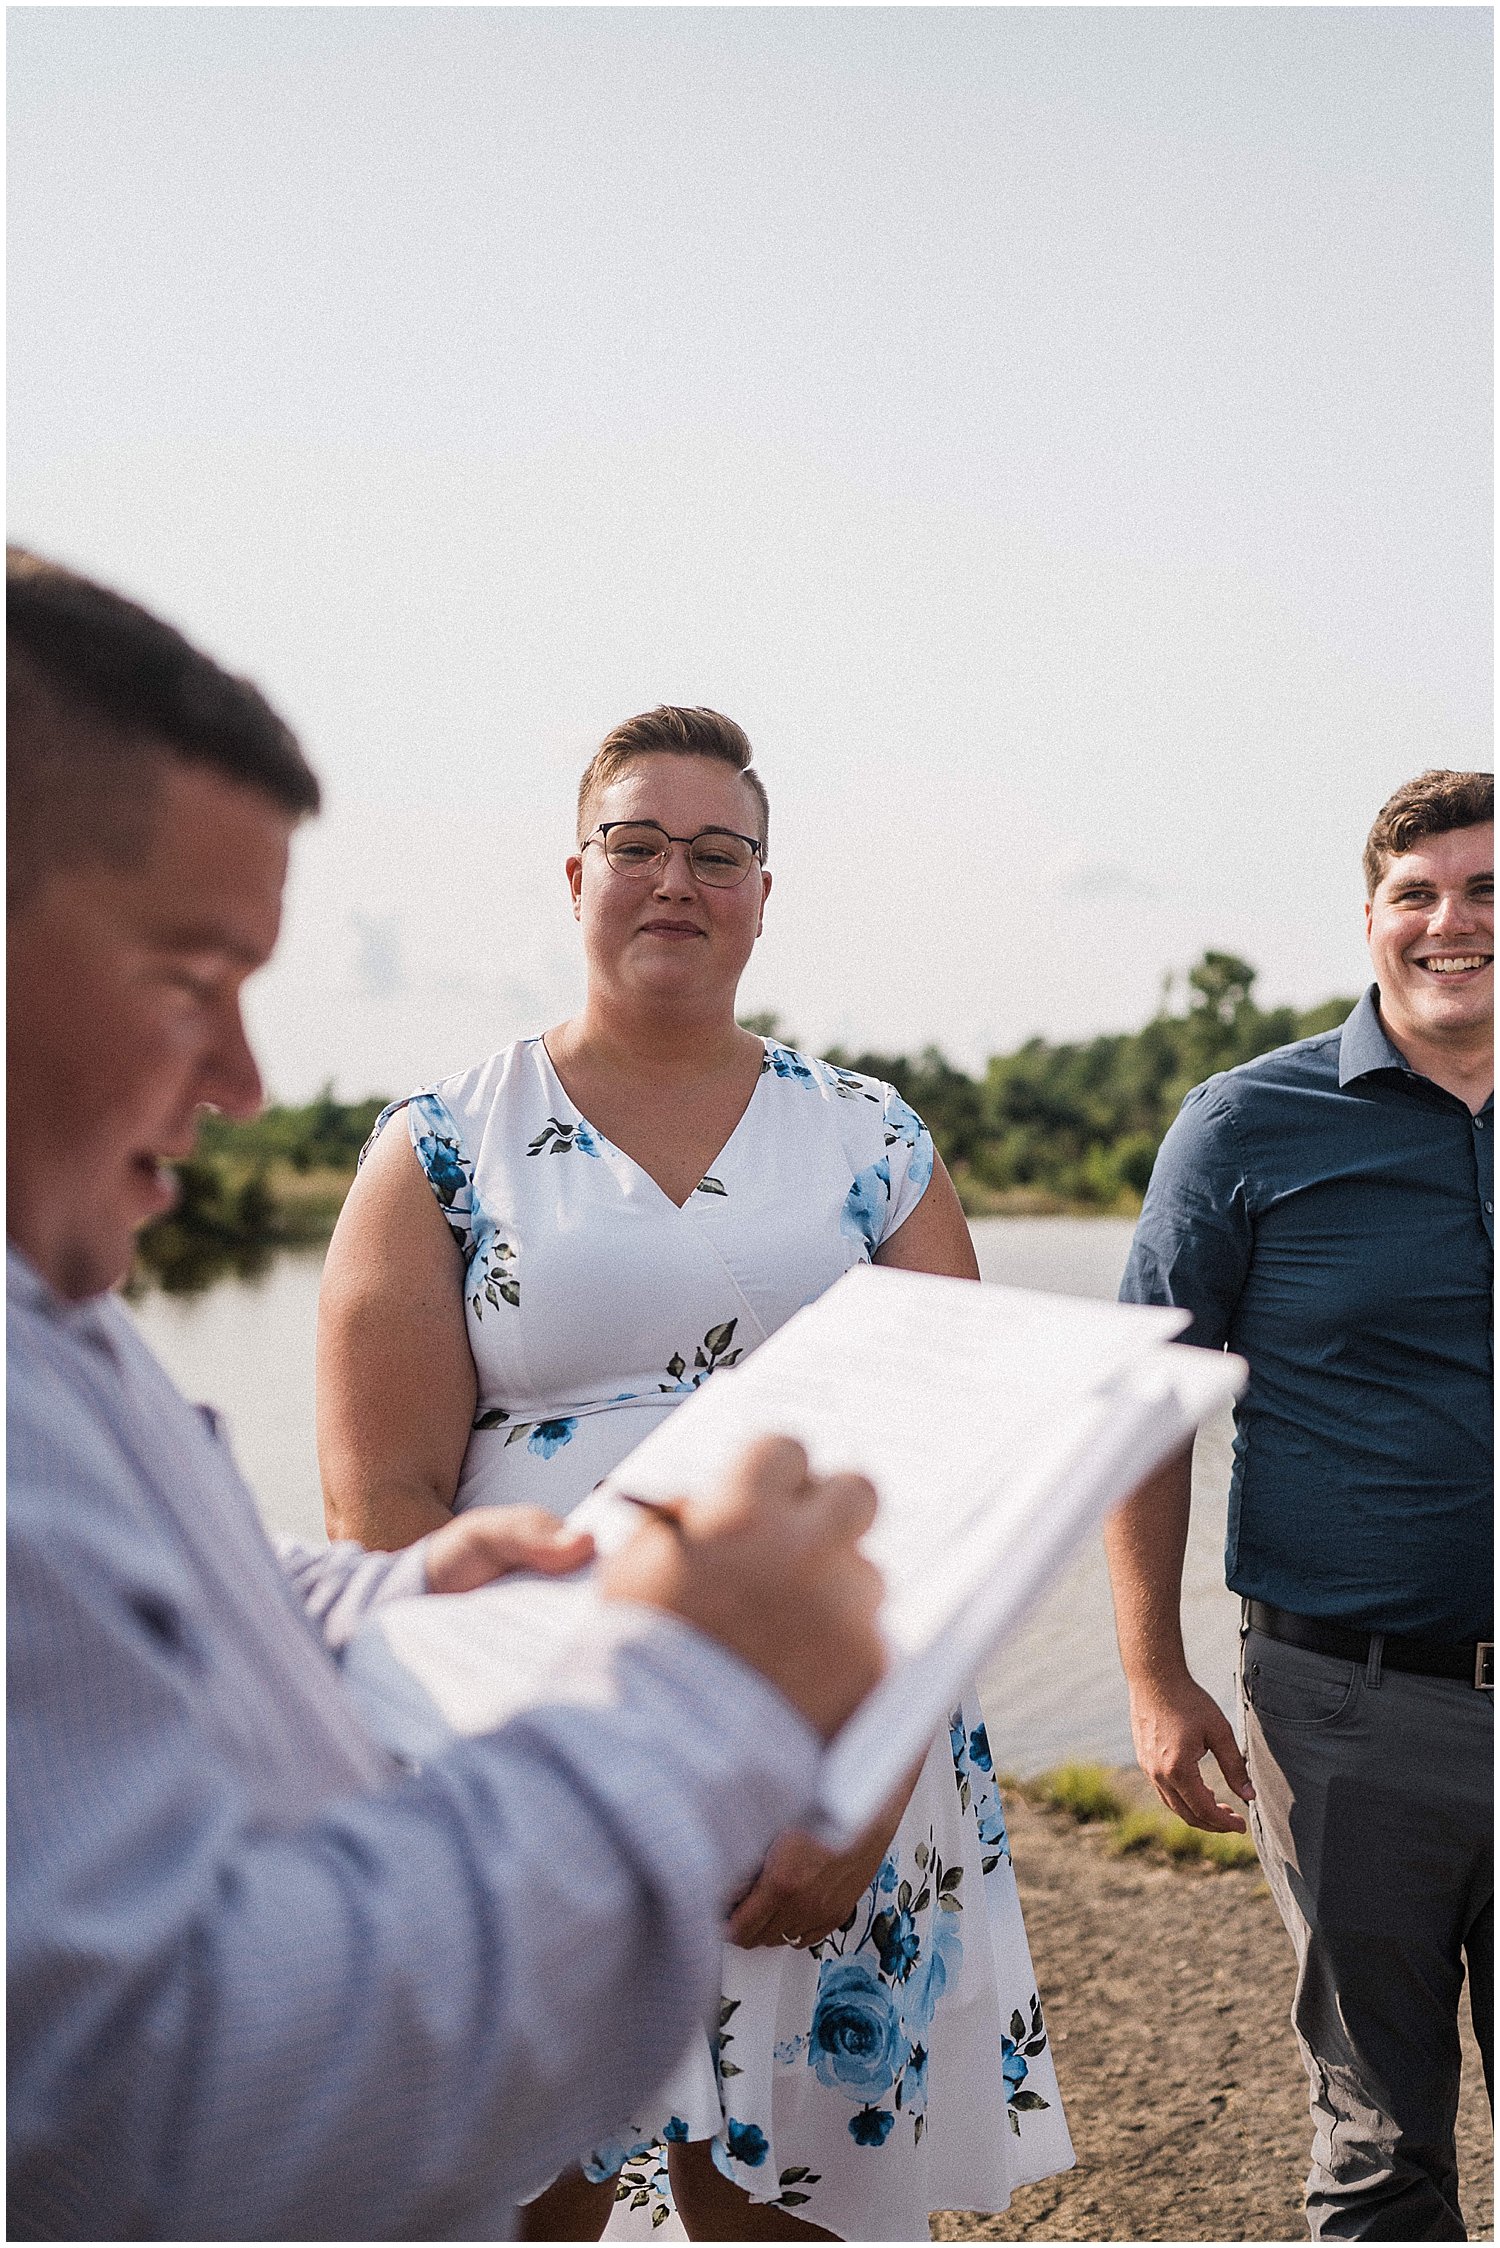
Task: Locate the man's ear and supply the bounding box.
[566,853,584,921]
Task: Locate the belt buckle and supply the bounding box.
[1476,1643,1493,1691]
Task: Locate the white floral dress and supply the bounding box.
[371,1037,1073,2240]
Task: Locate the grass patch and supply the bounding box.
[1016,1764,1262,1872]
[1025,1761,1126,1823]
[1108,1807,1259,1870]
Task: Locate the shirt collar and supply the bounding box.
[1338,985,1414,1088]
[1338,984,1494,1116]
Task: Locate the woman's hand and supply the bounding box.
[422,1505,595,1596]
[725,1823,894,1950]
[726,1747,930,1949]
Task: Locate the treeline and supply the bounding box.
[134,955,1355,1288]
[132,1091,388,1292]
[815,951,1353,1213]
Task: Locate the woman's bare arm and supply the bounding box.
[873,1151,980,1280]
[317,1123,478,1547]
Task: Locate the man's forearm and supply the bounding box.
[1103,1441,1195,1690]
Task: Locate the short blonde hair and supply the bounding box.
[577,705,769,856]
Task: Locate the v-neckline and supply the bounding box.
[535,1036,769,1212]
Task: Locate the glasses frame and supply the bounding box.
[582,820,765,888]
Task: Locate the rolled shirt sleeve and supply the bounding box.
[1118,1079,1252,1348]
[278,1534,431,1649]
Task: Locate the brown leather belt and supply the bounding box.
[1244,1601,1494,1691]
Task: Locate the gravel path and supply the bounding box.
[936,1787,1493,2244]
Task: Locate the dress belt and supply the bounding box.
[1244,1600,1494,1691]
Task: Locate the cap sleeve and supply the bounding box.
[361,1091,478,1261]
[877,1084,935,1246]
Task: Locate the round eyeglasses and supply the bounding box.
[583,821,764,887]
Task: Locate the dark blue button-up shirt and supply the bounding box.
[1121,988,1492,1640]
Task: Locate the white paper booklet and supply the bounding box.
[344,1266,1246,1841]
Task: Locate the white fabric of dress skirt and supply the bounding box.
[371,1036,1074,2240]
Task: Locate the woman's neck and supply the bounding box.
[550,996,756,1086]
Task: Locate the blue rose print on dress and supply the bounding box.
[903,1902,964,2037]
[375,1092,480,1259]
[762,1044,815,1082]
[725,2119,769,2167]
[977,1789,1010,1868]
[849,2107,896,2147]
[873,1907,920,1983]
[840,1159,891,1255]
[809,1959,906,2100]
[882,1090,934,1190]
[526,1418,578,1458]
[581,2130,654,2183]
[875,1855,900,1896]
[663,2116,690,2144]
[417,1132,468,1205]
[466,1211,520,1317]
[611,2141,674,2224]
[956,1718,1010,1870]
[1000,1996,1054,2135]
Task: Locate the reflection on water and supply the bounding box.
[129,1217,1245,1774]
[127,1237,278,1299]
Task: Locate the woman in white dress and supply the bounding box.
[317,707,1072,2241]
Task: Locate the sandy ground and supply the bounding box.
[935,1785,1493,2245]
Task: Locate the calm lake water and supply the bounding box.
[131,1217,1243,1776]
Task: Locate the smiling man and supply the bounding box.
[6,549,886,2240]
[1106,769,1493,2240]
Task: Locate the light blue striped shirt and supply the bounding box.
[8,1247,819,2240]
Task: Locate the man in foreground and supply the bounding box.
[6,549,885,2241]
[1106,769,1493,2239]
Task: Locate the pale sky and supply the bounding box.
[9,5,1492,1098]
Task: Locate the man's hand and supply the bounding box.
[1128,1672,1254,1833]
[599,1435,884,1741]
[423,1506,595,1597]
[1105,1441,1254,1834]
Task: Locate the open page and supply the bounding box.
[345,1268,1245,1836]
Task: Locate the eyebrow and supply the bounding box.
[1388,873,1493,892]
[148,923,269,966]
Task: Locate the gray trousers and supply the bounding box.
[1240,1625,1493,2241]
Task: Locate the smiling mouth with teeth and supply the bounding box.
[1418,955,1492,974]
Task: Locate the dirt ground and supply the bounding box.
[935,1785,1493,2245]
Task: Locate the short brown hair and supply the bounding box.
[7,547,320,911]
[1363,769,1494,895]
[576,705,769,856]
